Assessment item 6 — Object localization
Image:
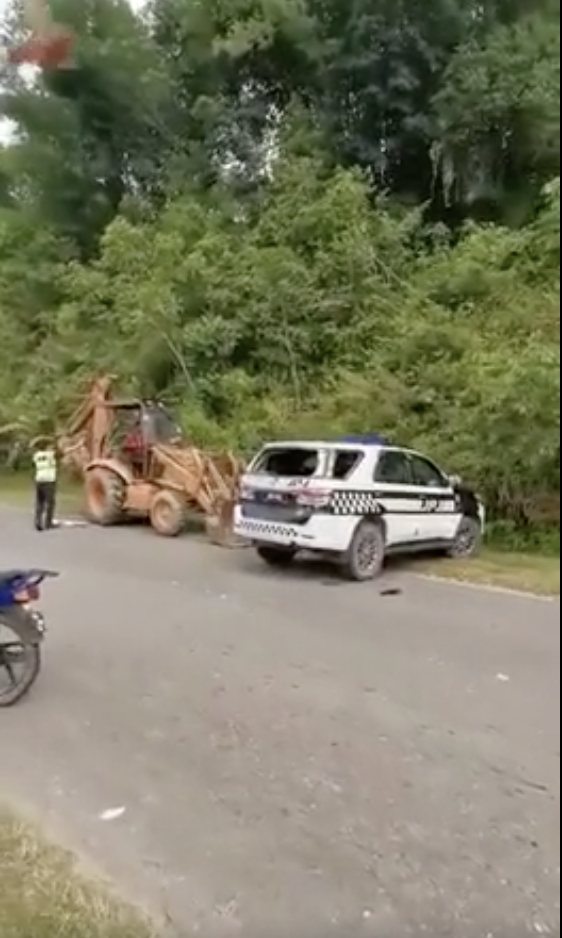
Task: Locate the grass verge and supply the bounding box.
[415,549,560,596]
[0,811,154,938]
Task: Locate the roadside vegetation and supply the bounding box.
[0,0,558,574]
[0,811,154,938]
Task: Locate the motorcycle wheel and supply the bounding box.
[0,635,42,707]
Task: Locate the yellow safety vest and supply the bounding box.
[33,450,57,483]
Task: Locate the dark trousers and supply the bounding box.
[35,481,56,531]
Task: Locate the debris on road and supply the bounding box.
[99,807,127,822]
[53,518,88,528]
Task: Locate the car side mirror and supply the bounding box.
[448,473,462,487]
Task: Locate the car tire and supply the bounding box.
[256,546,296,567]
[342,520,385,581]
[447,515,482,559]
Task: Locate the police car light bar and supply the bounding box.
[340,434,389,445]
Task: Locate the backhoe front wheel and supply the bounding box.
[85,469,126,526]
[150,490,187,537]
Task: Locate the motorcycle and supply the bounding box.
[0,569,58,707]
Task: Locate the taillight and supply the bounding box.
[14,585,40,603]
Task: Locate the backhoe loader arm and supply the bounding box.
[57,376,115,471]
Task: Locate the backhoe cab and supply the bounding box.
[117,400,183,474]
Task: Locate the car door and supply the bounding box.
[372,449,420,546]
[406,451,460,542]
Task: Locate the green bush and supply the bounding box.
[0,0,558,549]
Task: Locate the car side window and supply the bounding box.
[408,453,448,488]
[374,450,413,484]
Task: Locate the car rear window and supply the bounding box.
[252,447,320,477]
[251,446,363,480]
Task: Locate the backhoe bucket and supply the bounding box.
[205,498,244,548]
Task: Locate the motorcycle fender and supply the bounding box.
[0,607,45,644]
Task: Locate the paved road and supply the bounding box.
[0,506,559,938]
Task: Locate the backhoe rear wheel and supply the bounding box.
[150,490,187,537]
[85,468,126,526]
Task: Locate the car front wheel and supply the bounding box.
[447,515,482,559]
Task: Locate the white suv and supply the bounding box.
[233,436,485,581]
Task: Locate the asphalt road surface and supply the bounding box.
[0,505,560,938]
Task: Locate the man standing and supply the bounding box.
[32,438,58,531]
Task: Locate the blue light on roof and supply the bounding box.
[341,434,389,445]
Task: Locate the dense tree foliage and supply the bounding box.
[0,0,559,540]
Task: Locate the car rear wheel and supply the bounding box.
[342,520,385,581]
